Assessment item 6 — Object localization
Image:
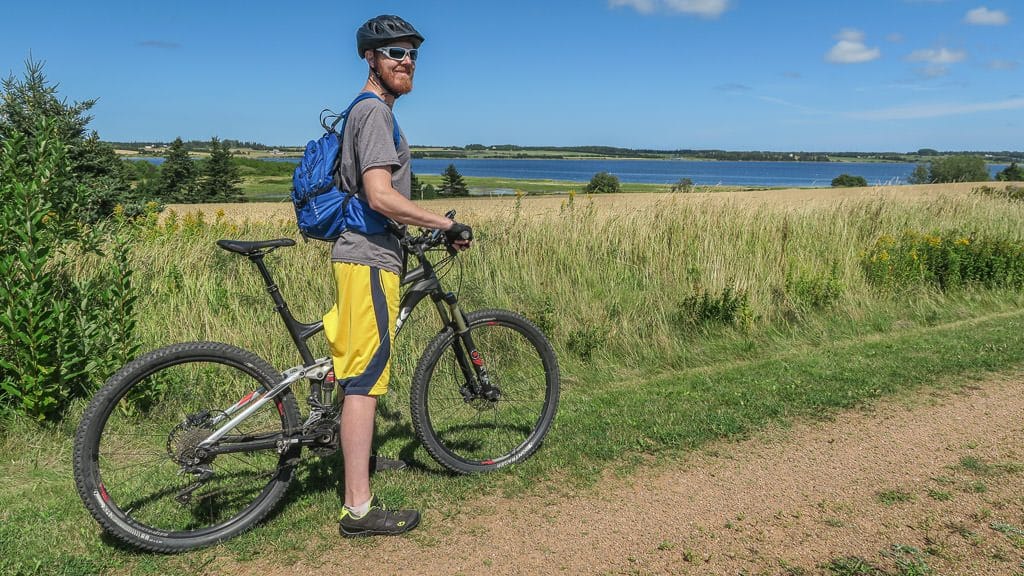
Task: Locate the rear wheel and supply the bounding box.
[72,342,301,552]
[410,309,560,474]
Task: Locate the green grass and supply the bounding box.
[3,192,1024,574]
[236,170,752,201]
[877,490,916,506]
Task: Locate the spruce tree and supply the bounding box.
[410,171,422,199]
[440,163,469,196]
[997,162,1023,182]
[199,137,242,202]
[158,137,197,202]
[1,58,131,220]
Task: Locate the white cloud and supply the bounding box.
[886,33,905,43]
[756,96,825,115]
[965,6,1009,25]
[849,97,1024,120]
[826,30,881,64]
[906,48,967,64]
[609,0,730,18]
[608,0,657,14]
[987,59,1020,71]
[836,28,865,42]
[664,0,730,18]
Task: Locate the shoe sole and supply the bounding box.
[370,456,408,472]
[339,515,420,538]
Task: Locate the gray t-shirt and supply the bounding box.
[330,96,410,275]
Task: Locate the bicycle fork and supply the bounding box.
[442,298,500,404]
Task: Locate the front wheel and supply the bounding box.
[72,342,301,552]
[410,309,560,474]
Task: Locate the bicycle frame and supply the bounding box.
[199,228,495,455]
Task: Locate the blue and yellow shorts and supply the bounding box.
[323,262,399,397]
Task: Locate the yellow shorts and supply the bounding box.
[323,263,399,396]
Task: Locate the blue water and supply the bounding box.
[410,158,1010,188]
[130,157,1010,188]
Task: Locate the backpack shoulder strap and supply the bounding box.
[339,92,401,150]
[337,92,403,228]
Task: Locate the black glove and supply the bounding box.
[444,222,473,244]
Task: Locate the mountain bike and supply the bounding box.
[72,213,560,552]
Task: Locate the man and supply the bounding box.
[325,14,472,538]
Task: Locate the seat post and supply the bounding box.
[249,253,316,365]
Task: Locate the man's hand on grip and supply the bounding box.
[444,222,473,251]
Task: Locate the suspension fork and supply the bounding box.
[440,294,499,401]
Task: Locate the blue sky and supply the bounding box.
[2,0,1020,151]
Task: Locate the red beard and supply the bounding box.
[381,66,414,95]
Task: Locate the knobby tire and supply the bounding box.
[410,309,560,474]
[72,342,301,552]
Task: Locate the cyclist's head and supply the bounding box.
[357,15,424,59]
[357,15,423,98]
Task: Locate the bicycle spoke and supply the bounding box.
[77,345,300,545]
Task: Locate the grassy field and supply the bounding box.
[236,172,710,202]
[2,183,1023,575]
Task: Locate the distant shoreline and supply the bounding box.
[111,145,1024,165]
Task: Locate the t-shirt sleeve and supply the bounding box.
[350,101,399,173]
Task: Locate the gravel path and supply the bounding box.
[234,374,1023,576]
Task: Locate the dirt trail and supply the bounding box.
[233,375,1024,576]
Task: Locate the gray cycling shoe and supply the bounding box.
[338,497,420,538]
[371,454,408,472]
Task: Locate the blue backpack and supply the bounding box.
[291,92,401,241]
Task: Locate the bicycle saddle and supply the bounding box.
[216,238,296,255]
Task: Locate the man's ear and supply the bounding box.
[364,50,376,69]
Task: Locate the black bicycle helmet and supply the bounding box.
[356,15,424,58]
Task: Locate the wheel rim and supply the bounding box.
[422,320,554,468]
[92,357,292,537]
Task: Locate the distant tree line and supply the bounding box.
[109,139,290,153]
[411,145,1022,164]
[109,139,1024,166]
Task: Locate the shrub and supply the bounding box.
[908,163,931,184]
[0,121,138,421]
[786,266,844,309]
[831,174,868,187]
[585,171,621,194]
[928,155,989,183]
[566,325,607,362]
[861,230,1024,292]
[676,286,751,328]
[671,177,694,193]
[974,184,1024,203]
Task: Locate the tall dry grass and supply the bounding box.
[131,188,1024,380]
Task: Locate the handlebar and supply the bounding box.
[395,210,459,256]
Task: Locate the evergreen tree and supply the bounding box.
[440,163,469,196]
[996,162,1023,182]
[1,57,131,220]
[158,137,197,202]
[410,171,422,199]
[198,137,243,202]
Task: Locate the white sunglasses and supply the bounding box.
[375,46,418,62]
